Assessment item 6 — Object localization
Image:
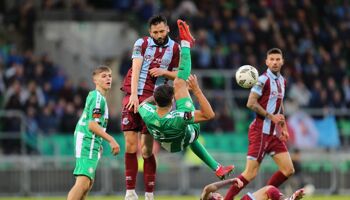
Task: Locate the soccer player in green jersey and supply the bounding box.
[138,20,234,180]
[67,66,120,200]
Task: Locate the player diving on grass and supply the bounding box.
[138,19,234,180]
[200,177,305,200]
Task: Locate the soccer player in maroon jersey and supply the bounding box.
[120,15,180,200]
[200,177,304,200]
[224,48,295,200]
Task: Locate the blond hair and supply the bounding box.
[92,65,112,77]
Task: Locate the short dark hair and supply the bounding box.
[266,48,283,57]
[154,84,174,107]
[148,15,167,27]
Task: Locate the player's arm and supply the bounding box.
[149,68,178,80]
[187,75,215,123]
[278,103,289,141]
[139,96,156,108]
[246,91,284,125]
[88,121,120,155]
[200,178,243,200]
[163,70,177,80]
[126,57,143,113]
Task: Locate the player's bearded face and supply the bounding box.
[149,22,169,46]
[266,54,284,73]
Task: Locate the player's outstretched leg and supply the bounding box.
[190,140,235,180]
[216,165,235,180]
[176,19,195,81]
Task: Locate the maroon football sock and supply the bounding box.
[143,154,156,192]
[125,153,138,190]
[267,171,288,187]
[224,175,249,200]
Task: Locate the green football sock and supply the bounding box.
[177,47,191,80]
[190,139,219,171]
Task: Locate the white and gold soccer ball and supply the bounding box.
[235,65,259,89]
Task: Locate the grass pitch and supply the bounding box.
[0,195,350,200]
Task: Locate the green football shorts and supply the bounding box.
[73,157,99,180]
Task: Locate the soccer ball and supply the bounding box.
[235,65,259,88]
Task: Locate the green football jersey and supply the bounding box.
[74,90,108,160]
[139,100,199,152]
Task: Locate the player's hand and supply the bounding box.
[150,68,166,77]
[279,124,289,142]
[127,94,139,113]
[276,120,289,142]
[270,114,285,125]
[109,139,120,155]
[231,178,244,188]
[210,192,223,200]
[187,74,200,93]
[279,130,289,142]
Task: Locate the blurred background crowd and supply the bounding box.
[0,0,350,155]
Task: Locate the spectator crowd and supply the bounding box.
[0,0,350,154]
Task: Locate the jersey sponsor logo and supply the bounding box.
[92,108,102,118]
[133,45,142,56]
[122,117,129,125]
[152,57,163,64]
[183,112,193,120]
[271,91,283,98]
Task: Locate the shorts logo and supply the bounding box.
[88,167,94,174]
[122,117,129,125]
[185,101,192,108]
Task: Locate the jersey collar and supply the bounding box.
[150,36,170,48]
[267,68,281,80]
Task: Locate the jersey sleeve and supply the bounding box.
[138,103,155,121]
[173,97,195,125]
[172,110,195,126]
[251,75,268,96]
[131,38,145,59]
[168,43,180,71]
[86,92,105,124]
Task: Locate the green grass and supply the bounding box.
[0,196,350,200]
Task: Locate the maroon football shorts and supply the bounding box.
[121,94,150,134]
[247,126,288,163]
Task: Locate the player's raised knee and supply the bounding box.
[285,166,295,177]
[174,78,187,90]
